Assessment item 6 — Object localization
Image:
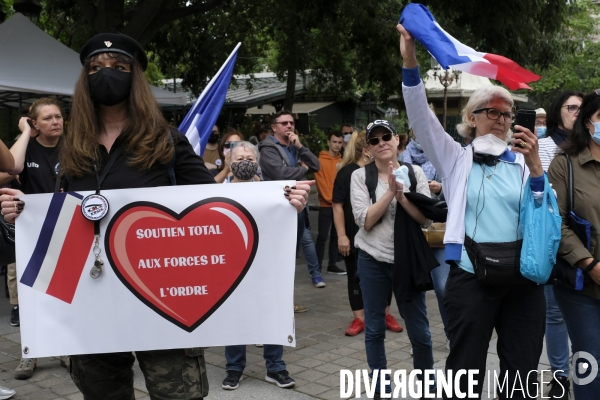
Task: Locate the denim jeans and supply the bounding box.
[225,345,285,373]
[544,285,570,378]
[431,248,450,340]
[554,285,600,398]
[357,250,434,393]
[297,210,321,278]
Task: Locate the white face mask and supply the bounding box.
[343,134,352,143]
[472,134,507,156]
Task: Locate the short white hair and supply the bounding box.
[230,141,259,160]
[457,85,514,139]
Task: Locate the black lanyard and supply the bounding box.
[90,147,122,234]
[94,146,122,194]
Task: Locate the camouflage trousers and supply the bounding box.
[70,348,208,400]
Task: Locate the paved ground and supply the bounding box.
[0,198,566,399]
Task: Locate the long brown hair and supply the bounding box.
[60,53,173,177]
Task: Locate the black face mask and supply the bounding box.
[208,133,220,144]
[88,68,132,106]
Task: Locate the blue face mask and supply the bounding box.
[589,120,600,145]
[536,126,547,138]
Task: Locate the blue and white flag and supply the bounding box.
[180,43,241,156]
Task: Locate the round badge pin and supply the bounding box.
[81,194,109,221]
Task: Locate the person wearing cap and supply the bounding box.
[350,119,436,397]
[0,32,311,400]
[534,108,547,138]
[398,23,549,398]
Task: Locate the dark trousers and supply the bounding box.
[316,206,339,268]
[443,266,545,399]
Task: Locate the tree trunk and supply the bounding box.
[283,66,296,112]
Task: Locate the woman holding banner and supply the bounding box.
[397,22,547,399]
[0,33,310,400]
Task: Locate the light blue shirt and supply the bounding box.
[457,160,524,273]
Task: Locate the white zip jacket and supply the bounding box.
[402,79,534,262]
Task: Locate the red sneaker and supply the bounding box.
[345,318,365,336]
[385,314,404,332]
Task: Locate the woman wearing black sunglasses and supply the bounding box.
[350,120,435,397]
[398,23,549,399]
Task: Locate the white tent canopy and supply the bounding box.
[0,13,187,107]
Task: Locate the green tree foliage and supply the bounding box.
[8,0,581,109]
[146,1,269,96]
[527,0,600,107]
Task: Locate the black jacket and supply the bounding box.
[393,203,439,304]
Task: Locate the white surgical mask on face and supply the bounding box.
[343,134,352,143]
[472,134,507,156]
[588,119,600,146]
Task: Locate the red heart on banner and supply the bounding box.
[105,198,258,332]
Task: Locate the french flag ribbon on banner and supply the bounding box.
[20,192,95,304]
[399,4,540,90]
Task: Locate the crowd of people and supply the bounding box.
[0,24,597,400]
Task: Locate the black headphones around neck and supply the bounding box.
[473,152,500,166]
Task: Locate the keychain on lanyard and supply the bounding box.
[81,147,122,279]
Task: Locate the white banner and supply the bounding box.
[15,181,297,358]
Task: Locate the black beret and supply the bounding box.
[80,33,148,71]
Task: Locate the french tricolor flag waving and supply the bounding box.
[399,4,540,90]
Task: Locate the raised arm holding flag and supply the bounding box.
[399,3,540,90]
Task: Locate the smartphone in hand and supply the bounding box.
[514,109,536,135]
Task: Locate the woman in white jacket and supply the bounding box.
[397,24,547,399]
